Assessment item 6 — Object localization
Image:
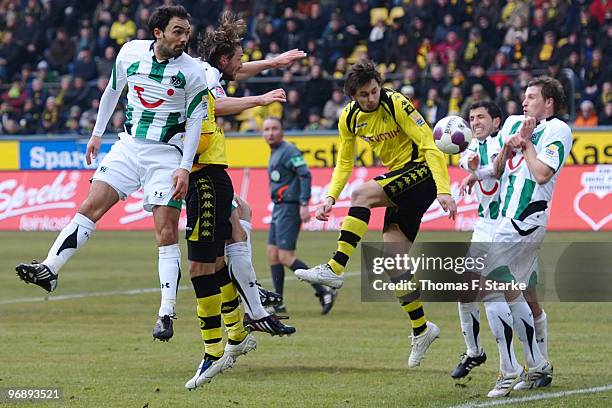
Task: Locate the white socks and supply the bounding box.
[458,302,482,357]
[44,213,95,274]
[534,310,548,360]
[226,240,268,320]
[484,293,520,376]
[158,244,181,317]
[508,294,545,369]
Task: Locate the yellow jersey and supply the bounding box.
[328,88,451,199]
[193,60,228,169]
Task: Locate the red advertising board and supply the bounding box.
[0,166,609,231]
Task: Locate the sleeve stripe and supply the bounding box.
[547,141,565,173]
[111,62,117,90]
[187,89,208,118]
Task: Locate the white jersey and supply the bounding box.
[459,132,502,220]
[111,40,209,145]
[498,115,573,226]
[198,60,226,99]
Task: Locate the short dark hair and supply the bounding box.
[198,10,246,68]
[469,101,502,121]
[527,76,565,115]
[343,60,383,97]
[148,5,190,37]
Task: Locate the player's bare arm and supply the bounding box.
[236,49,306,81]
[214,89,287,116]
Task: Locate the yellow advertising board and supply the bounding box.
[0,141,19,170]
[227,129,612,168]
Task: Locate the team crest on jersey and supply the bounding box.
[170,75,185,88]
[356,122,368,129]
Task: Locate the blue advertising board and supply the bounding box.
[19,140,114,170]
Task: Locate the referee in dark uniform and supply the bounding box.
[263,117,336,315]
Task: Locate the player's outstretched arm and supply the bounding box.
[215,89,286,116]
[236,49,306,81]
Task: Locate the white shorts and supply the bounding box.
[483,217,545,285]
[92,133,182,212]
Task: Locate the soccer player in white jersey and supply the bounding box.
[451,101,503,379]
[15,5,208,342]
[482,76,572,397]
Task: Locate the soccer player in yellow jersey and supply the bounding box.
[296,61,457,368]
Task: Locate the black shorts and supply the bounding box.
[185,165,233,262]
[374,161,437,242]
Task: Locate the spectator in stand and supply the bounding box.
[39,96,60,133]
[77,27,96,55]
[72,48,98,82]
[19,98,40,134]
[574,100,598,127]
[15,12,42,67]
[109,110,126,134]
[281,18,304,51]
[386,32,416,70]
[435,30,463,67]
[460,28,491,71]
[95,26,115,58]
[463,64,495,102]
[447,86,463,116]
[424,64,449,98]
[474,0,499,30]
[70,76,94,111]
[433,13,459,45]
[2,81,27,114]
[135,7,152,31]
[534,31,560,68]
[321,14,355,71]
[110,12,137,46]
[599,102,612,125]
[495,84,519,118]
[96,46,117,80]
[0,31,21,82]
[323,88,346,129]
[282,89,305,131]
[368,18,387,63]
[500,0,529,29]
[63,105,82,133]
[45,28,76,75]
[29,78,48,114]
[302,64,331,115]
[304,108,326,131]
[258,22,276,54]
[54,75,77,113]
[583,48,606,102]
[302,3,328,43]
[80,99,99,135]
[460,83,491,119]
[345,1,370,42]
[421,87,447,126]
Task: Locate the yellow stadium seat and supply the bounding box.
[348,44,368,64]
[370,7,389,26]
[388,6,405,24]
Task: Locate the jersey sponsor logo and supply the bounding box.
[478,180,499,196]
[508,151,525,171]
[359,128,400,143]
[134,85,167,109]
[355,122,368,129]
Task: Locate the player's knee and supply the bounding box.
[156,223,178,246]
[189,261,215,277]
[277,250,295,266]
[78,200,106,222]
[267,246,279,264]
[350,184,376,207]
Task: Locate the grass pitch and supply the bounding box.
[1,231,611,407]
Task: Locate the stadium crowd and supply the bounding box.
[0,0,610,135]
